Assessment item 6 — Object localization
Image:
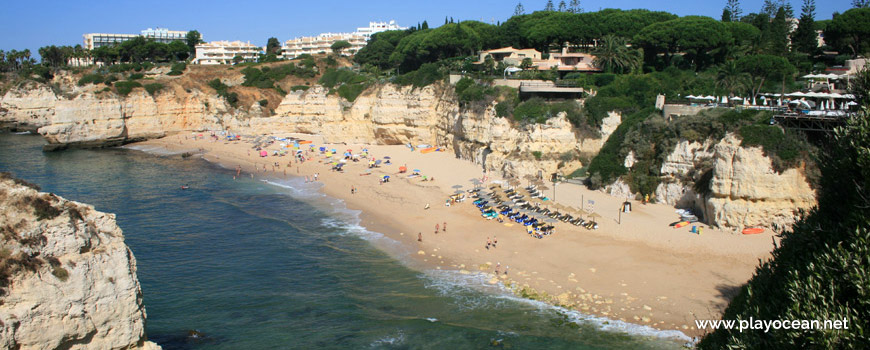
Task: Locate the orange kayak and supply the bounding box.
[674,221,690,229]
[421,147,437,154]
[298,140,313,144]
[742,227,764,235]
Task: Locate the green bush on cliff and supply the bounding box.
[393,63,444,87]
[699,115,870,349]
[241,63,316,91]
[207,79,238,107]
[114,81,142,96]
[144,83,163,96]
[77,73,104,86]
[318,68,370,102]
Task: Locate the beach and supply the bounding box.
[138,132,778,338]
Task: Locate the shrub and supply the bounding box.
[318,68,370,102]
[144,83,163,96]
[114,81,142,96]
[258,99,268,107]
[77,73,104,86]
[290,85,310,92]
[241,63,316,89]
[128,73,144,80]
[166,70,183,76]
[532,151,542,160]
[393,63,443,87]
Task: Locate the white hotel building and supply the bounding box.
[192,41,263,65]
[281,20,406,60]
[83,27,189,50]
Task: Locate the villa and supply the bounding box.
[476,46,601,74]
[83,27,190,50]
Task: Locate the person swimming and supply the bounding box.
[181,184,190,190]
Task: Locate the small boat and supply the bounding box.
[181,185,190,190]
[742,227,764,235]
[674,221,690,229]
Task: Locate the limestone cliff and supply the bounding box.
[1,83,246,150]
[0,175,161,350]
[651,135,816,231]
[249,83,611,179]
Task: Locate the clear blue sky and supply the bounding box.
[0,0,855,57]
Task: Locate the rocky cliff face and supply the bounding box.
[1,84,245,150]
[249,83,610,179]
[652,135,816,231]
[0,175,161,350]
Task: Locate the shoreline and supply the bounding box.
[134,132,778,340]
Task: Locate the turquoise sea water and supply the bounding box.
[0,133,686,349]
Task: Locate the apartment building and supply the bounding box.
[280,20,406,59]
[83,27,190,50]
[192,40,263,65]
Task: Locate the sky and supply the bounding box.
[0,0,856,57]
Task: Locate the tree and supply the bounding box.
[558,1,567,12]
[722,9,733,22]
[186,30,202,56]
[724,0,743,21]
[569,0,581,13]
[232,55,244,64]
[853,0,869,8]
[736,54,795,98]
[520,57,533,69]
[266,37,280,55]
[544,0,555,12]
[330,40,352,55]
[768,7,790,56]
[634,16,732,69]
[421,20,429,30]
[592,35,640,73]
[825,8,870,57]
[715,60,749,96]
[792,0,818,54]
[483,55,495,75]
[168,41,190,61]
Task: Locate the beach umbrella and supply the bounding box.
[588,212,602,221]
[375,160,382,165]
[384,156,391,159]
[399,166,407,172]
[413,169,421,173]
[508,179,521,187]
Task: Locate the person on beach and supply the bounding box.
[443,222,446,232]
[495,263,500,275]
[418,232,422,242]
[486,237,491,250]
[504,266,509,275]
[493,236,498,248]
[314,173,319,181]
[435,223,439,234]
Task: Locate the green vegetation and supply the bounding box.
[290,85,310,92]
[77,73,104,86]
[114,81,142,97]
[208,79,238,107]
[586,109,816,194]
[318,68,370,102]
[330,40,352,55]
[168,62,186,76]
[128,73,144,80]
[144,83,164,96]
[700,113,870,348]
[241,63,317,90]
[393,63,444,87]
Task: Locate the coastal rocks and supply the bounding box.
[0,84,58,131]
[654,140,715,208]
[0,176,161,350]
[2,83,243,150]
[703,134,816,231]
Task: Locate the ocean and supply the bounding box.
[0,132,686,349]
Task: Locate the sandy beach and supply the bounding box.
[137,132,778,339]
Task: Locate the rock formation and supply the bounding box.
[652,135,816,231]
[0,175,161,350]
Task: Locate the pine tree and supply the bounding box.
[569,0,581,13]
[724,0,743,21]
[792,0,818,54]
[421,20,429,30]
[558,0,567,12]
[514,2,525,16]
[545,0,555,11]
[722,9,733,22]
[769,7,790,55]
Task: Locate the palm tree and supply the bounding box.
[716,60,750,97]
[592,35,640,74]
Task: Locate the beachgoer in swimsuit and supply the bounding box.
[443,222,446,232]
[418,232,422,242]
[435,223,439,234]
